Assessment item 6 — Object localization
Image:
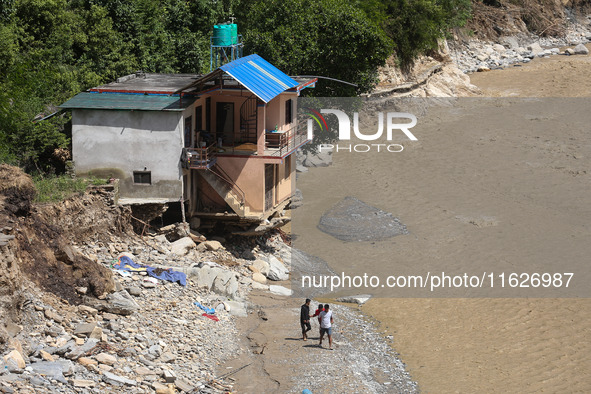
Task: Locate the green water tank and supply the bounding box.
[230,24,238,44]
[213,25,231,46]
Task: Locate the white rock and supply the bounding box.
[493,43,505,52]
[501,37,519,49]
[573,43,589,55]
[251,281,269,290]
[527,42,543,54]
[223,301,247,317]
[170,237,196,256]
[3,350,25,369]
[252,259,270,276]
[102,371,137,386]
[212,270,238,297]
[269,285,293,296]
[95,352,117,366]
[265,255,289,281]
[191,266,221,290]
[203,240,223,251]
[476,53,488,62]
[252,272,267,284]
[336,294,372,305]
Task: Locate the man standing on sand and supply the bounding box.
[300,298,312,341]
[319,304,334,350]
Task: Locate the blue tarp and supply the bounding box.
[147,266,187,286]
[114,256,187,286]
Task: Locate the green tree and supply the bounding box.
[382,0,471,69]
[239,0,392,96]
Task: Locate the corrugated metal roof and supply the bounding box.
[220,54,298,103]
[60,92,195,111]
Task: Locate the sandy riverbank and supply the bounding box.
[469,43,591,97]
[221,291,416,393]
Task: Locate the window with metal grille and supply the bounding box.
[133,171,151,184]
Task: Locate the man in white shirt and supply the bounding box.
[318,304,334,350]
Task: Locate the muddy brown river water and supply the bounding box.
[292,50,591,393]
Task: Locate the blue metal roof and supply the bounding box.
[220,54,298,103]
[60,92,195,111]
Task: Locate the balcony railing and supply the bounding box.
[264,122,309,157]
[184,145,217,169]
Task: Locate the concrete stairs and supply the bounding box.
[199,168,251,217]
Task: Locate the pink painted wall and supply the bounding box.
[264,93,298,133]
[185,89,298,215]
[216,156,265,213]
[275,154,295,204]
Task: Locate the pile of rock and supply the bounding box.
[450,31,591,74]
[0,222,297,393]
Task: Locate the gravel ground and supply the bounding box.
[282,302,417,393]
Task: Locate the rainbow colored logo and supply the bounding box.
[302,107,328,131]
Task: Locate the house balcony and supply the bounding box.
[264,123,310,157]
[184,145,217,169]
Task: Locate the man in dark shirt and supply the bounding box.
[300,298,312,340]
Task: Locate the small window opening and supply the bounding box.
[133,171,151,184]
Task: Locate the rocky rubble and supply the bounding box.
[449,17,591,73]
[0,197,300,393]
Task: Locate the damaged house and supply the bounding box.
[60,54,316,233]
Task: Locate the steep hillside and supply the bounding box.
[0,165,116,345]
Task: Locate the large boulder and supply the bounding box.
[492,43,505,53]
[501,36,519,50]
[30,361,70,383]
[223,301,247,317]
[104,290,140,315]
[252,272,267,284]
[573,43,589,55]
[170,237,196,256]
[527,42,543,55]
[189,266,221,290]
[251,259,270,276]
[188,266,238,297]
[265,255,289,281]
[212,270,238,298]
[3,350,25,370]
[82,290,138,316]
[203,240,223,251]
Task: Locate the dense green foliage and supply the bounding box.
[382,0,471,68]
[0,0,471,174]
[237,0,392,96]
